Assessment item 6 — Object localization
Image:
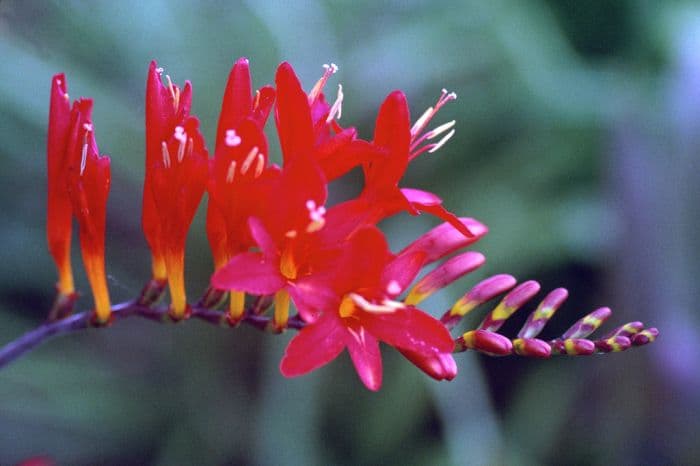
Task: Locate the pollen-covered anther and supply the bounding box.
[305,200,326,232]
[325,84,344,123]
[83,123,93,132]
[309,62,339,103]
[240,146,259,174]
[225,160,237,184]
[285,229,298,238]
[386,280,402,295]
[225,129,241,147]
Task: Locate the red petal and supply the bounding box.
[288,279,339,322]
[248,217,279,259]
[215,57,253,152]
[362,307,454,354]
[366,91,410,188]
[211,252,285,294]
[252,85,276,126]
[401,188,474,237]
[275,62,314,163]
[280,312,346,376]
[380,250,427,298]
[345,322,383,391]
[329,226,390,295]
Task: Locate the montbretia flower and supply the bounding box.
[365,90,471,235]
[143,62,207,319]
[65,99,112,324]
[46,74,75,303]
[205,58,276,320]
[142,61,192,285]
[279,227,454,391]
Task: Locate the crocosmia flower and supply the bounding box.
[142,61,192,285]
[279,227,454,391]
[143,62,207,319]
[65,98,112,324]
[205,58,276,320]
[47,74,75,301]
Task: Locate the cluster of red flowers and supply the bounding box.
[46,58,657,390]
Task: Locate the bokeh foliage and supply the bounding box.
[0,1,696,464]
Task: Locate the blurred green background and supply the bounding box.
[0,0,697,464]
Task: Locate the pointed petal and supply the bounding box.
[215,57,253,152]
[381,250,427,298]
[402,188,474,237]
[211,252,285,294]
[275,62,314,163]
[280,312,346,376]
[362,307,454,354]
[288,279,339,323]
[345,323,383,391]
[366,90,410,188]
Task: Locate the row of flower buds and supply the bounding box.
[46,58,657,390]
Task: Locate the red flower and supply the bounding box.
[65,99,112,323]
[278,227,455,391]
[275,62,375,181]
[207,57,276,271]
[352,90,473,237]
[47,74,75,298]
[143,62,207,319]
[142,61,192,283]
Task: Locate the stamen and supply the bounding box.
[253,89,261,109]
[241,146,259,174]
[350,293,399,314]
[409,88,457,140]
[427,129,455,154]
[225,129,241,147]
[308,62,339,103]
[165,74,180,109]
[285,230,298,238]
[325,84,344,123]
[80,143,88,176]
[410,106,434,136]
[226,160,237,183]
[426,120,455,140]
[83,123,93,132]
[155,67,164,75]
[161,141,171,168]
[254,153,265,178]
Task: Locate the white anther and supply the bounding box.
[428,128,455,153]
[386,280,402,295]
[254,153,265,178]
[156,67,164,75]
[225,160,237,183]
[426,120,455,140]
[305,199,327,232]
[225,129,241,147]
[80,143,88,176]
[323,63,339,73]
[285,229,298,238]
[241,146,259,174]
[161,141,171,168]
[83,123,93,132]
[326,84,344,123]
